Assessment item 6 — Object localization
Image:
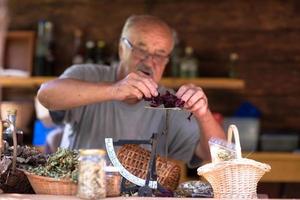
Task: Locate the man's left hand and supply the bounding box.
[176,84,208,118]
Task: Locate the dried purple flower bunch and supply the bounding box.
[144,91,193,120]
[144,91,185,108]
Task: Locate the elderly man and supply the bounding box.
[37,15,225,166]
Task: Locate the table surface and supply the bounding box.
[0,194,293,200]
[0,194,206,200]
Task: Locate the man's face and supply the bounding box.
[119,25,173,83]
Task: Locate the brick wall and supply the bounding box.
[7,0,300,133]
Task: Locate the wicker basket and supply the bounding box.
[197,125,271,199]
[117,144,181,191]
[23,171,77,195]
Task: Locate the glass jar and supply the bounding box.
[77,149,106,199]
[105,166,121,197]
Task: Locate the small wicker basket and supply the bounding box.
[23,171,77,195]
[117,144,181,191]
[197,125,271,199]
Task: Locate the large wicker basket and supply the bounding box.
[23,171,77,195]
[117,144,181,191]
[197,125,271,199]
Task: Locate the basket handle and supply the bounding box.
[227,124,242,159]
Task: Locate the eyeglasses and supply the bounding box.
[122,37,169,65]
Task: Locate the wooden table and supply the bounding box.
[244,152,300,183]
[178,152,300,183]
[0,194,288,200]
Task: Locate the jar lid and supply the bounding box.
[79,149,106,155]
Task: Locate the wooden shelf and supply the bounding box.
[0,76,55,88]
[0,76,245,89]
[160,77,245,89]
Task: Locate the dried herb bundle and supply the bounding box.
[27,148,79,182]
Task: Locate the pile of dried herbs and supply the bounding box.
[27,148,79,183]
[0,145,47,193]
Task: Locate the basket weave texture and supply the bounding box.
[117,144,181,191]
[24,171,77,195]
[197,125,271,199]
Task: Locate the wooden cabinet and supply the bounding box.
[3,31,35,74]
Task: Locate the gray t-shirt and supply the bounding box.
[57,64,200,164]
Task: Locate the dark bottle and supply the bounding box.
[2,109,23,147]
[34,20,55,76]
[84,40,95,64]
[170,31,182,77]
[72,29,84,65]
[44,21,55,76]
[34,20,47,76]
[228,52,239,78]
[95,40,106,65]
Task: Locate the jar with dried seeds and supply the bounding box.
[77,149,106,199]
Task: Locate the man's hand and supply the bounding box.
[176,84,208,118]
[176,84,226,161]
[112,72,158,102]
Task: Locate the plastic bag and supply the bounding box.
[208,137,237,163]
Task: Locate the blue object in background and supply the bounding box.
[32,120,57,146]
[234,101,262,118]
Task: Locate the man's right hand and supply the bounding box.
[111,71,159,102]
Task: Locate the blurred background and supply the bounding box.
[1,0,300,198]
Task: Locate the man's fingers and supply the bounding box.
[135,72,158,97]
[176,84,195,98]
[189,98,207,112]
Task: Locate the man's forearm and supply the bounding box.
[37,78,114,110]
[194,109,226,161]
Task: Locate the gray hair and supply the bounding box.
[120,15,173,41]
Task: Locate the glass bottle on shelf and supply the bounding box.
[169,30,182,77]
[34,20,55,76]
[34,20,47,76]
[180,46,198,78]
[44,21,55,76]
[84,40,95,64]
[2,109,23,147]
[228,52,239,78]
[95,40,106,65]
[72,29,84,65]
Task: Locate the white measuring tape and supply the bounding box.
[105,138,158,189]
